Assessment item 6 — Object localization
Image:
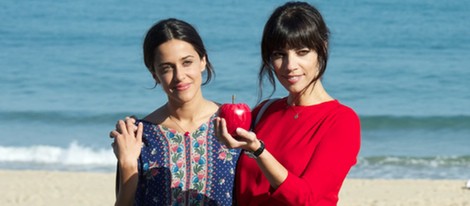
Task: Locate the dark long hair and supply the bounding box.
[143,18,214,85]
[258,2,330,101]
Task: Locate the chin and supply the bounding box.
[169,92,194,102]
[282,84,304,93]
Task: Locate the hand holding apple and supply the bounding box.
[219,95,252,136]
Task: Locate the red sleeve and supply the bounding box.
[270,108,361,205]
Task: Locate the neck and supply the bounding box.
[165,96,217,133]
[167,98,208,121]
[287,81,333,106]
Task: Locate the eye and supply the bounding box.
[182,60,193,67]
[271,51,284,59]
[297,49,310,56]
[159,65,173,74]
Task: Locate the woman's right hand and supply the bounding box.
[109,117,143,169]
[216,116,288,189]
[110,117,142,206]
[215,117,261,152]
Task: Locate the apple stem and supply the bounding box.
[232,94,235,104]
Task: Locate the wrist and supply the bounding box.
[248,139,261,152]
[119,159,138,171]
[244,139,265,159]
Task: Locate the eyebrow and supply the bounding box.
[181,55,195,60]
[157,55,195,67]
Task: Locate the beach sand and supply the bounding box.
[1,170,469,206]
[340,178,470,206]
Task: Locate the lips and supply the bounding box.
[285,75,301,84]
[174,83,190,91]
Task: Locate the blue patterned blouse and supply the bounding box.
[134,114,240,206]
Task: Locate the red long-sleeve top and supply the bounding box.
[235,98,361,206]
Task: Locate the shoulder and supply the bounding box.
[321,101,361,146]
[329,101,359,120]
[320,101,360,132]
[141,105,167,125]
[330,101,361,134]
[252,97,284,114]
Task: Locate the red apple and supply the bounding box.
[219,95,252,136]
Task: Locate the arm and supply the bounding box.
[270,109,361,205]
[216,108,360,205]
[110,118,143,206]
[115,160,139,206]
[216,118,288,188]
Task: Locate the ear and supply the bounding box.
[200,55,207,72]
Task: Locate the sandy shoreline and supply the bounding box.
[340,178,470,206]
[1,170,469,206]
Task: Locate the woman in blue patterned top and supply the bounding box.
[110,18,240,206]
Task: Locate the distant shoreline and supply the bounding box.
[1,170,468,206]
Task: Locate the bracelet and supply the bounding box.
[244,140,265,159]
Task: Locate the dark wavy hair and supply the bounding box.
[143,18,214,85]
[258,2,330,100]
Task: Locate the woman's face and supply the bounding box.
[271,47,319,94]
[152,39,206,103]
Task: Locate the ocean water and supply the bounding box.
[1,0,469,179]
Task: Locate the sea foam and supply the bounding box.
[0,141,116,171]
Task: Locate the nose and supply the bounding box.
[173,66,186,81]
[284,52,298,72]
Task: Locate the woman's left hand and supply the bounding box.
[110,117,143,169]
[215,117,261,152]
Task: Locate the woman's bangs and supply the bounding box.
[270,21,316,51]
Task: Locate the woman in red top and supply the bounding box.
[216,2,361,205]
